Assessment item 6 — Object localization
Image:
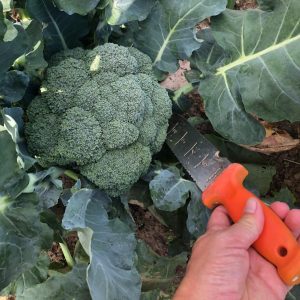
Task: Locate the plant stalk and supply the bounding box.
[64,170,79,181]
[59,240,75,268]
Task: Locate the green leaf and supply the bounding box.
[128,180,153,208]
[141,289,161,300]
[62,189,141,300]
[106,0,155,25]
[0,128,29,198]
[264,187,296,207]
[257,0,277,11]
[0,128,24,191]
[54,0,101,15]
[0,70,29,102]
[0,192,52,290]
[227,0,235,9]
[187,196,210,238]
[19,264,91,300]
[0,130,53,289]
[195,1,300,144]
[15,20,48,77]
[288,285,300,300]
[25,167,63,209]
[204,133,268,164]
[0,0,12,12]
[0,24,28,76]
[1,254,50,297]
[190,28,228,76]
[149,169,199,211]
[136,240,187,292]
[26,0,90,57]
[3,108,36,170]
[243,164,276,196]
[133,0,227,72]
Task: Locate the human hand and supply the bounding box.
[173,198,300,300]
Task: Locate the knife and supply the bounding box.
[166,115,300,286]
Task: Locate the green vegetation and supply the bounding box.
[0,0,299,299]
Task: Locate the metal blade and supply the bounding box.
[166,115,231,191]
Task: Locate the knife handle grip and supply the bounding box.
[202,163,300,286]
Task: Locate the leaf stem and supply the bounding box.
[64,170,79,181]
[59,240,75,268]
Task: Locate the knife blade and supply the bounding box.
[166,115,300,286]
[166,115,230,191]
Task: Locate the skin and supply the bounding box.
[173,199,300,300]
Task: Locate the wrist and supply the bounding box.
[173,273,210,300]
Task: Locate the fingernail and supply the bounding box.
[244,198,257,214]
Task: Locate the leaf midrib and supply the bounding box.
[153,1,205,65]
[41,0,68,50]
[216,33,300,75]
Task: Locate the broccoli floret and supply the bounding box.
[127,47,153,76]
[26,95,51,119]
[80,143,152,197]
[57,107,105,165]
[25,43,172,196]
[102,120,139,149]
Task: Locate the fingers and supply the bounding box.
[270,201,290,219]
[270,202,300,239]
[284,209,300,239]
[225,198,265,249]
[206,205,231,232]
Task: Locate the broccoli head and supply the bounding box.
[25,43,172,196]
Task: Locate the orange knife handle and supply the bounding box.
[202,163,300,286]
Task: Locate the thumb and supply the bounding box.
[225,198,264,249]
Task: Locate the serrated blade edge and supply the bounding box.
[166,115,231,191]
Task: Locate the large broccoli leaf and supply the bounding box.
[18,264,91,300]
[54,0,101,15]
[133,0,227,72]
[26,0,90,57]
[0,129,53,290]
[0,9,28,77]
[62,189,141,300]
[1,254,49,298]
[136,240,187,292]
[15,20,48,77]
[3,108,36,170]
[105,0,155,25]
[193,0,300,144]
[0,70,29,102]
[0,9,45,102]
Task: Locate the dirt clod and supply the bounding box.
[48,242,65,265]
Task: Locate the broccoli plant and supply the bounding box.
[3,0,300,299]
[25,43,172,196]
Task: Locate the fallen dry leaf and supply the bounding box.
[242,124,300,154]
